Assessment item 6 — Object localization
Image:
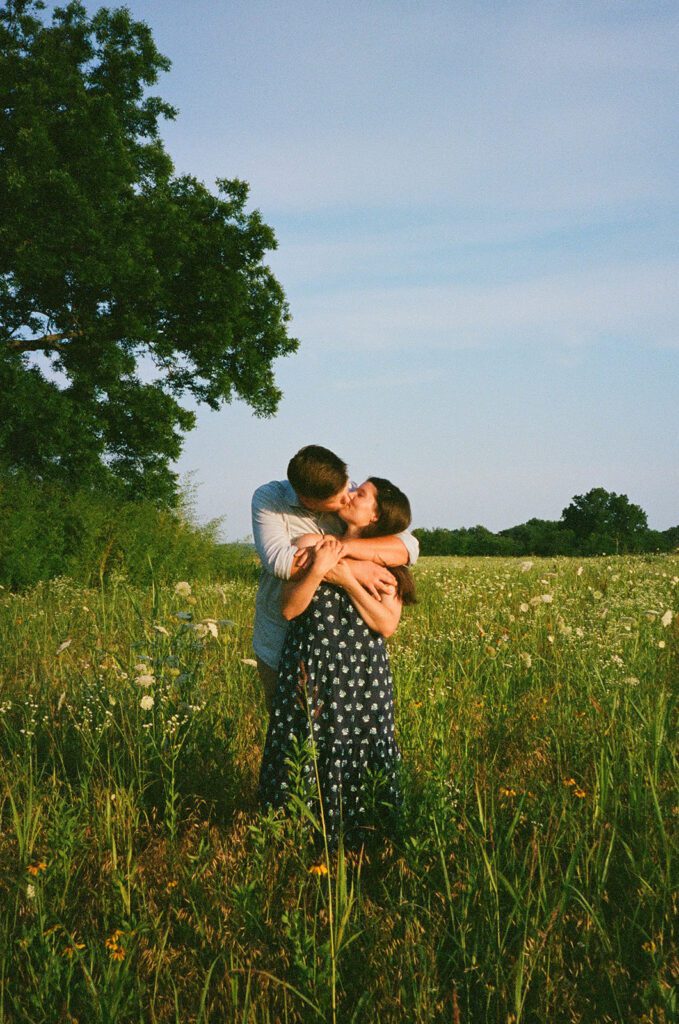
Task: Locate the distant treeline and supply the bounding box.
[414,489,678,557]
[0,471,256,590]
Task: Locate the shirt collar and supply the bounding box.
[283,479,311,512]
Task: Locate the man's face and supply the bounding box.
[299,481,352,514]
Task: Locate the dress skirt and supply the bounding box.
[258,583,401,845]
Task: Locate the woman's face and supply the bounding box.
[339,480,379,529]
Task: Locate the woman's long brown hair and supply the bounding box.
[360,477,417,605]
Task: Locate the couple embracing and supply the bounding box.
[251,445,419,847]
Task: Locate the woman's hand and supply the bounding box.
[324,558,354,587]
[309,536,345,576]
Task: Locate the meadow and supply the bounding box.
[0,555,676,1023]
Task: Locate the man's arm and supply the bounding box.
[251,486,297,580]
[340,531,419,567]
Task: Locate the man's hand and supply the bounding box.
[342,560,397,600]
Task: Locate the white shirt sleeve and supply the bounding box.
[251,485,297,580]
[397,530,419,565]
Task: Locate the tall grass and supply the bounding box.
[0,556,676,1022]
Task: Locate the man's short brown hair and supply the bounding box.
[287,445,348,501]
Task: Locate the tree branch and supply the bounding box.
[6,332,78,353]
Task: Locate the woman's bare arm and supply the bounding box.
[280,537,344,620]
[325,561,402,637]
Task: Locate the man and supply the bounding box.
[251,444,419,711]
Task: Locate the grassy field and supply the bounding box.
[0,555,676,1023]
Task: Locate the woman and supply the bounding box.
[258,478,416,848]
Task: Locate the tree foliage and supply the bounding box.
[0,0,297,502]
[414,489,676,557]
[560,488,648,554]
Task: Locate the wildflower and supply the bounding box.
[202,619,219,639]
[499,786,517,798]
[563,777,576,787]
[166,880,178,892]
[26,883,36,899]
[642,940,657,954]
[241,658,258,667]
[658,640,666,649]
[174,581,192,598]
[105,930,125,950]
[27,861,47,876]
[167,667,181,677]
[62,940,85,958]
[140,694,154,711]
[57,691,66,712]
[413,700,423,709]
[576,566,583,576]
[573,788,586,798]
[135,674,155,688]
[520,561,534,572]
[519,603,529,613]
[661,610,673,628]
[308,863,328,876]
[541,594,553,604]
[56,639,72,655]
[611,654,624,666]
[519,652,532,669]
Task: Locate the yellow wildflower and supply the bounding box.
[308,863,328,876]
[27,860,47,876]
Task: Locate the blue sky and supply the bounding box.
[49,0,679,536]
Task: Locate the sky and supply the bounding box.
[47,0,679,537]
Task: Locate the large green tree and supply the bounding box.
[0,0,297,503]
[560,487,648,554]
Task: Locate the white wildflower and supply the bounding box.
[174,581,192,598]
[520,652,532,669]
[135,674,154,688]
[576,566,584,576]
[26,883,36,900]
[541,594,553,604]
[134,662,153,674]
[658,640,666,650]
[661,610,673,628]
[140,694,154,711]
[520,561,534,572]
[519,603,530,613]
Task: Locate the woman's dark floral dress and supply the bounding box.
[259,582,401,846]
